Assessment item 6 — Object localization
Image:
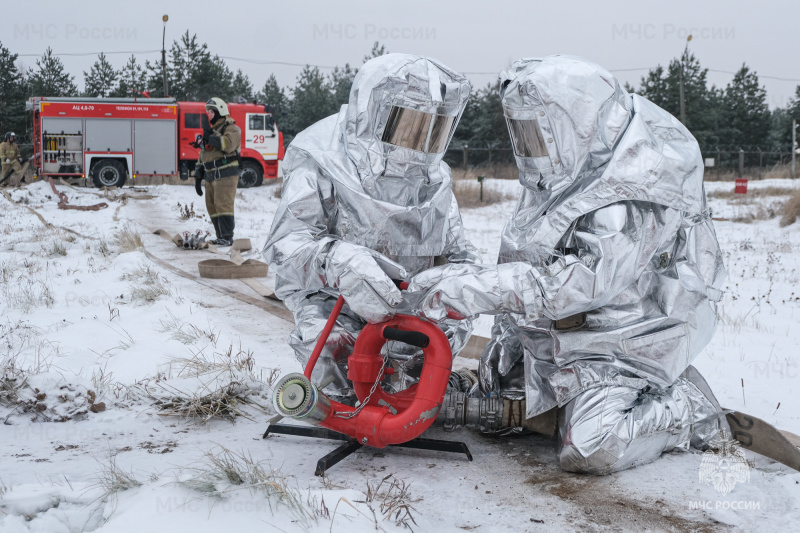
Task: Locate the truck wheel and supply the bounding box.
[238,160,263,188]
[91,159,127,188]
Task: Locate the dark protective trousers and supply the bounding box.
[204,174,237,240]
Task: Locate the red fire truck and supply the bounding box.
[26,97,284,188]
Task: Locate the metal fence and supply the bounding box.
[444,144,515,169]
[445,143,799,180]
[701,148,796,179]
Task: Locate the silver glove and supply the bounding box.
[409,263,535,321]
[325,240,407,323]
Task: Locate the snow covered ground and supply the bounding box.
[1,176,799,532]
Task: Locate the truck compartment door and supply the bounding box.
[85,119,132,152]
[134,119,177,175]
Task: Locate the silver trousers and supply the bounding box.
[557,372,723,474]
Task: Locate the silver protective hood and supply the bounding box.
[498,55,705,252]
[488,56,725,417]
[270,53,472,264]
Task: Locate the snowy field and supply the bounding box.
[1,176,800,532]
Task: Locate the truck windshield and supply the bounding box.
[249,115,264,130]
[249,114,275,131]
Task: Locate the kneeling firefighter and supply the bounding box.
[263,54,479,405]
[411,56,728,475]
[0,132,27,186]
[195,98,241,246]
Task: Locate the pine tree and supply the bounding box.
[144,58,166,97]
[167,31,211,100]
[257,74,288,129]
[286,65,335,137]
[766,106,792,149]
[83,53,118,97]
[635,65,669,109]
[140,32,237,102]
[28,47,78,97]
[774,86,800,149]
[790,86,800,124]
[634,52,719,151]
[197,55,233,101]
[722,64,771,148]
[329,64,357,108]
[112,55,147,98]
[363,42,388,63]
[451,82,508,163]
[230,69,254,102]
[0,41,28,135]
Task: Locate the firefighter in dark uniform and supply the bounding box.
[0,132,26,186]
[194,98,241,246]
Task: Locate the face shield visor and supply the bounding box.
[504,113,549,159]
[381,106,457,154]
[504,107,563,190]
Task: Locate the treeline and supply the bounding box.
[1,36,799,154]
[455,52,800,157]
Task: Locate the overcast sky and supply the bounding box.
[5,0,799,108]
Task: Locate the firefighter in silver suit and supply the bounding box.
[411,55,727,474]
[263,54,479,403]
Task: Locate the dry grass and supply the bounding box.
[452,168,518,208]
[0,321,59,415]
[123,264,171,304]
[156,310,211,345]
[111,226,143,252]
[1,321,58,373]
[357,473,420,528]
[731,204,781,224]
[94,455,142,496]
[0,354,26,410]
[170,343,256,378]
[705,164,798,182]
[176,202,202,221]
[1,276,55,313]
[763,164,795,180]
[42,239,68,257]
[183,446,316,528]
[137,341,276,423]
[153,381,257,422]
[0,259,15,284]
[780,190,800,227]
[95,239,112,257]
[707,186,798,200]
[453,180,516,208]
[704,171,746,182]
[451,164,520,208]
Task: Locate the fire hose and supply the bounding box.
[48,177,108,211]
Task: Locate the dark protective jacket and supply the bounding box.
[199,117,241,179]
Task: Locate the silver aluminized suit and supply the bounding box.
[263,54,479,400]
[411,56,727,474]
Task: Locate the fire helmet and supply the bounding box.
[205,98,230,117]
